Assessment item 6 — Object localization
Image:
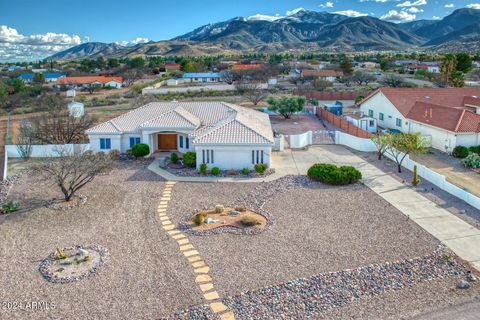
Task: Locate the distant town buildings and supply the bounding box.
[57,76,123,89]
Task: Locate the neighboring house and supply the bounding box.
[359,88,480,152]
[86,102,274,170]
[164,63,181,72]
[345,114,377,133]
[57,76,123,89]
[406,64,440,74]
[394,59,418,66]
[182,72,225,83]
[166,78,181,86]
[359,62,379,69]
[473,61,480,69]
[68,101,85,118]
[231,64,263,72]
[301,69,342,82]
[19,72,66,83]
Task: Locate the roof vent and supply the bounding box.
[424,96,431,99]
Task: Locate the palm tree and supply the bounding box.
[440,54,457,85]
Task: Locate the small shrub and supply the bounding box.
[241,216,259,227]
[469,145,480,155]
[108,149,120,160]
[2,200,19,214]
[193,213,205,226]
[462,153,480,169]
[214,204,224,213]
[170,152,178,164]
[254,163,268,174]
[211,167,220,176]
[199,163,208,175]
[453,146,469,158]
[241,167,250,175]
[126,149,133,157]
[227,169,238,176]
[307,163,362,185]
[183,152,196,168]
[131,143,150,157]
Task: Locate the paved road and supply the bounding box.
[412,297,480,320]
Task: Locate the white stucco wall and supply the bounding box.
[456,133,480,147]
[360,93,409,132]
[408,122,457,151]
[194,145,271,170]
[88,134,121,152]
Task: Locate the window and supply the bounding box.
[396,118,402,127]
[368,109,374,117]
[379,113,384,121]
[202,150,214,164]
[186,137,189,149]
[369,120,375,127]
[100,138,111,150]
[129,137,140,148]
[179,136,183,148]
[252,150,264,164]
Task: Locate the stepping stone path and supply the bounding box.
[158,181,235,320]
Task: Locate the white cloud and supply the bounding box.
[333,10,369,17]
[115,37,150,47]
[319,1,334,8]
[444,4,454,8]
[380,10,416,22]
[406,7,424,13]
[0,25,85,62]
[247,13,282,21]
[466,3,480,9]
[359,0,389,2]
[397,0,427,7]
[432,16,441,20]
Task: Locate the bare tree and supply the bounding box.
[381,74,407,88]
[38,149,112,201]
[15,119,34,159]
[31,97,96,144]
[235,81,268,106]
[351,71,376,86]
[121,69,143,86]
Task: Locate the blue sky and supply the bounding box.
[1,0,479,61]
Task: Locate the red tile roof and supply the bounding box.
[231,64,263,71]
[164,63,180,70]
[57,76,123,85]
[361,88,480,117]
[464,96,480,108]
[407,101,480,133]
[301,69,342,78]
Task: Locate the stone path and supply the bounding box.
[158,181,235,320]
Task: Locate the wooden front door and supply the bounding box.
[158,134,177,150]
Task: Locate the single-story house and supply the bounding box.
[406,64,440,74]
[345,113,377,133]
[231,64,263,72]
[359,62,379,69]
[301,69,342,82]
[57,76,123,89]
[19,72,66,83]
[164,63,181,72]
[86,101,274,170]
[359,88,480,152]
[182,72,225,83]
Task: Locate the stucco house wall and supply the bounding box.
[359,92,409,132]
[194,145,271,170]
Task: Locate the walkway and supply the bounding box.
[157,181,235,320]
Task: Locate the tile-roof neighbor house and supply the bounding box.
[231,64,263,72]
[359,88,480,152]
[301,69,342,81]
[182,72,225,83]
[86,102,274,170]
[164,63,181,71]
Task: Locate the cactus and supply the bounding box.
[412,165,421,187]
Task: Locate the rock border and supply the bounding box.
[39,244,108,284]
[179,176,316,236]
[46,194,87,211]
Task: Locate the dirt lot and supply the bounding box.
[270,114,328,135]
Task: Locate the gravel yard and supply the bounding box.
[167,177,480,319]
[0,162,202,320]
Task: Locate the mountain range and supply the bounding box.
[47,8,480,61]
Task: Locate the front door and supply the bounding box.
[158,134,177,150]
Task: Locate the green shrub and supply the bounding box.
[241,216,260,227]
[254,163,268,174]
[170,152,178,164]
[241,167,250,175]
[199,163,208,175]
[307,163,362,185]
[2,200,19,214]
[131,143,150,157]
[462,153,480,169]
[192,213,205,226]
[453,146,469,158]
[469,146,480,155]
[182,152,196,168]
[211,167,220,176]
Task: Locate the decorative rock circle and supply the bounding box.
[46,194,87,211]
[39,245,108,283]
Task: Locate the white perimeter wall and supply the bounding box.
[289,131,313,149]
[6,144,90,158]
[336,132,480,211]
[194,145,271,170]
